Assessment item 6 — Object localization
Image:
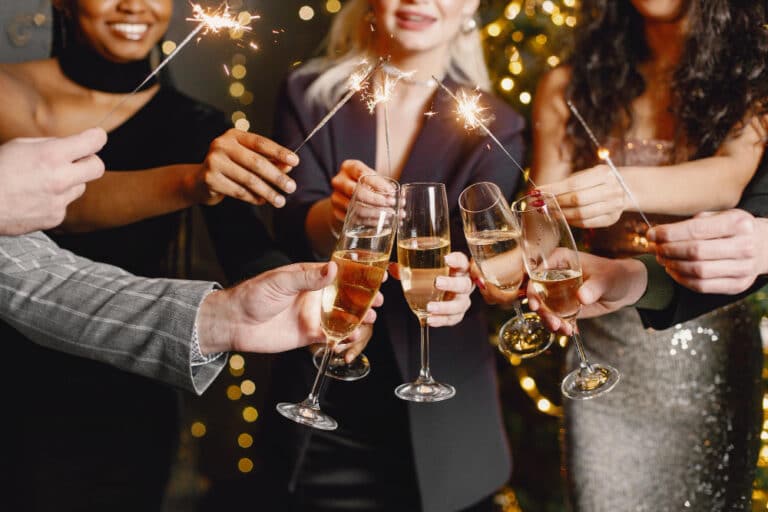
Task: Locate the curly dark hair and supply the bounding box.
[565,0,768,169]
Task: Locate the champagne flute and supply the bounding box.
[459,182,555,359]
[276,175,399,429]
[512,191,620,400]
[312,174,400,381]
[395,182,455,402]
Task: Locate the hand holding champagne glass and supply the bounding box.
[395,182,456,402]
[513,191,620,399]
[312,174,400,381]
[459,182,555,359]
[277,174,399,430]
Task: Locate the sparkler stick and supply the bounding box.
[293,60,384,153]
[566,100,652,229]
[432,77,536,188]
[98,2,255,128]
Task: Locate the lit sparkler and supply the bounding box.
[433,77,535,187]
[566,100,652,229]
[98,2,257,127]
[293,59,384,153]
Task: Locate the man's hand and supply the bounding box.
[648,209,768,294]
[0,128,107,235]
[196,128,299,208]
[197,262,382,355]
[528,253,648,335]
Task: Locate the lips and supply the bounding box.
[108,22,150,41]
[395,10,437,30]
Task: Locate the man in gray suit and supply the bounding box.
[0,128,376,394]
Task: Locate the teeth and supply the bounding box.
[110,23,148,39]
[401,13,431,22]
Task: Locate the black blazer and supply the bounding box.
[640,153,768,328]
[271,66,526,511]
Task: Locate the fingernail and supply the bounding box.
[435,276,448,288]
[530,188,542,197]
[285,180,296,193]
[532,198,545,208]
[427,303,437,313]
[274,195,286,207]
[646,229,656,242]
[286,153,299,166]
[321,263,330,277]
[472,277,486,290]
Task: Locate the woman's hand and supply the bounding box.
[470,259,521,307]
[329,159,376,225]
[539,164,626,228]
[194,128,300,208]
[427,252,474,327]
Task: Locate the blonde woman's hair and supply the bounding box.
[302,0,490,109]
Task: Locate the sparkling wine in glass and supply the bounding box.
[395,182,456,402]
[513,191,620,400]
[459,182,555,359]
[277,175,398,429]
[312,175,400,381]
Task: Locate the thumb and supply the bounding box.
[270,261,337,296]
[577,276,606,306]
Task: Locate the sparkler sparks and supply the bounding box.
[566,100,652,229]
[293,59,384,153]
[433,77,534,187]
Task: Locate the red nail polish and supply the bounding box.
[532,198,545,208]
[530,188,542,197]
[472,277,486,290]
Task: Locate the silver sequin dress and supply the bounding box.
[565,139,764,512]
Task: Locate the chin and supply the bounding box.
[630,0,690,22]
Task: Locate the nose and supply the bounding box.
[116,0,149,14]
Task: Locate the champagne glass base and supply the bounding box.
[395,379,456,403]
[498,312,556,359]
[312,347,371,381]
[561,364,620,400]
[276,402,338,431]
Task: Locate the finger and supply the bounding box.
[556,183,622,209]
[434,275,474,295]
[426,295,471,316]
[444,252,470,273]
[567,212,624,229]
[560,197,624,223]
[427,314,466,327]
[44,127,107,164]
[330,191,351,217]
[539,166,610,196]
[387,263,401,281]
[235,129,299,167]
[68,154,106,185]
[665,268,754,295]
[61,183,87,207]
[659,257,756,280]
[361,307,378,324]
[648,210,753,243]
[331,173,358,201]
[266,261,337,294]
[227,144,297,195]
[371,291,384,308]
[340,159,375,181]
[206,172,267,206]
[656,237,755,261]
[536,309,566,334]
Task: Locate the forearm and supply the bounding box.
[305,198,339,258]
[59,164,202,232]
[0,231,224,394]
[621,156,754,215]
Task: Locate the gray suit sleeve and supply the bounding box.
[0,231,226,394]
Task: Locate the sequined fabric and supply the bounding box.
[565,139,764,512]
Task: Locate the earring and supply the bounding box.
[461,16,478,34]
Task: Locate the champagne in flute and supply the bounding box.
[465,228,523,291]
[322,249,389,339]
[529,268,583,320]
[397,236,450,317]
[459,181,554,359]
[395,182,455,403]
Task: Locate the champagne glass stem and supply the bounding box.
[303,340,336,408]
[418,318,434,383]
[511,300,525,323]
[568,319,594,374]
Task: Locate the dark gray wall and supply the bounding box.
[0,0,333,134]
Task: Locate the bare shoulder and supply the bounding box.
[0,60,56,140]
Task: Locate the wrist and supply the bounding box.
[197,289,234,355]
[620,258,648,306]
[184,164,220,206]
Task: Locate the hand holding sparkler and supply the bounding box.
[194,129,300,208]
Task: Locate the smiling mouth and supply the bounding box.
[108,23,150,41]
[396,12,437,24]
